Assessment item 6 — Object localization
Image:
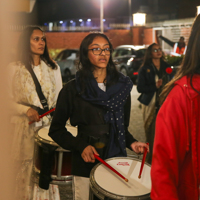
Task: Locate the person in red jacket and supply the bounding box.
[151,14,200,200]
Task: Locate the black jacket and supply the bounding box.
[49,79,136,177]
[137,60,170,106]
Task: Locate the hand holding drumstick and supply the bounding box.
[138,143,149,179]
[28,108,55,125]
[81,145,99,163]
[82,145,129,182]
[26,108,40,123]
[130,141,149,154]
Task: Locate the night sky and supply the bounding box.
[15,0,199,25]
[36,0,142,17]
[19,0,144,25]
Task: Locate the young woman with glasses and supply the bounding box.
[136,43,172,164]
[49,32,149,200]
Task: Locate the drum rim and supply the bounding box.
[32,167,73,185]
[36,124,78,146]
[36,126,58,146]
[90,157,151,200]
[36,135,58,146]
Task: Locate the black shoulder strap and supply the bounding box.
[26,65,49,113]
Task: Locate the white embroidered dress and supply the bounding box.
[9,60,62,200]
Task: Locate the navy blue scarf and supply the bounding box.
[75,71,133,158]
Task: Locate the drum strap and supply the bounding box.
[25,64,50,115]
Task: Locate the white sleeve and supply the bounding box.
[8,62,16,99]
[10,101,30,115]
[8,62,31,115]
[54,65,63,99]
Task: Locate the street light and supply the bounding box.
[197,6,200,15]
[99,0,131,31]
[128,0,132,26]
[133,13,146,26]
[100,0,104,33]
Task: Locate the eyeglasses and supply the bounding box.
[152,48,162,53]
[88,48,112,55]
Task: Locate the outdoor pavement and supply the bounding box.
[58,85,146,200]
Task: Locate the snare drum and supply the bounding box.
[33,125,77,185]
[89,157,151,200]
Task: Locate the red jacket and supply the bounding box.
[151,75,200,200]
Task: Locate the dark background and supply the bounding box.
[13,0,200,25]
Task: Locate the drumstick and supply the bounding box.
[138,143,149,179]
[28,108,55,125]
[94,154,128,182]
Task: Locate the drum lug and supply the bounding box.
[90,185,104,199]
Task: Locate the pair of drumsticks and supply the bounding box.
[94,143,149,182]
[29,109,149,181]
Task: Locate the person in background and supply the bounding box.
[48,32,149,200]
[158,35,187,56]
[151,14,200,200]
[137,43,172,164]
[9,26,62,200]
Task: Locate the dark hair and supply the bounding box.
[77,32,119,92]
[160,14,200,103]
[17,26,57,69]
[140,43,165,67]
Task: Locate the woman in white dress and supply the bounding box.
[9,26,62,200]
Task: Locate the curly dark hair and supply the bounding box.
[17,26,57,69]
[77,32,119,92]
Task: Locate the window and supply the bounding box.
[136,49,146,58]
[56,50,79,61]
[56,52,64,61]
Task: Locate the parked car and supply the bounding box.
[55,49,79,83]
[112,45,146,84]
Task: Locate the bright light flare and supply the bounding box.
[127,57,134,65]
[197,6,200,15]
[133,13,146,26]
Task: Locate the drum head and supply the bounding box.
[90,157,151,199]
[66,125,77,137]
[37,124,77,146]
[37,126,56,145]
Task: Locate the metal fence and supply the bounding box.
[9,24,131,32]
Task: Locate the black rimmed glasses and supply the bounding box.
[152,48,162,53]
[88,47,112,55]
